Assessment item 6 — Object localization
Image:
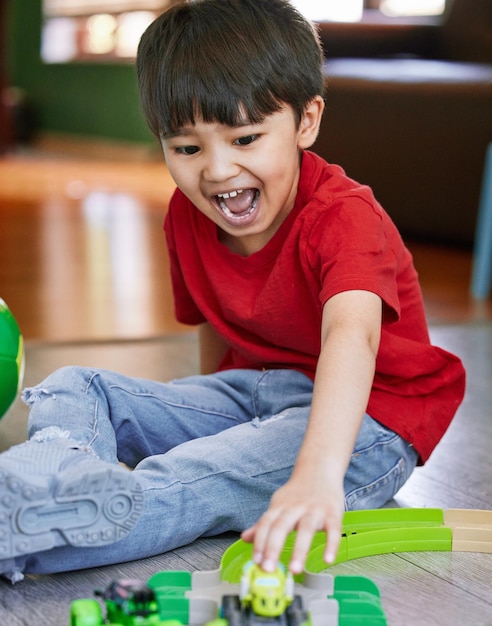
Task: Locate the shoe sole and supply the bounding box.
[0,464,144,559]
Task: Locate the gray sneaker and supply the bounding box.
[0,439,144,561]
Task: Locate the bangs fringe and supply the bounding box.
[154,35,285,137]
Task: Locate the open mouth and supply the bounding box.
[214,188,260,223]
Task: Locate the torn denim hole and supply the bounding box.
[30,426,72,443]
[251,412,287,428]
[30,426,97,457]
[22,386,55,406]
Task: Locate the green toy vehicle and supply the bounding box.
[69,579,183,626]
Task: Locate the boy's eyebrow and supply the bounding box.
[162,119,256,140]
[160,128,192,140]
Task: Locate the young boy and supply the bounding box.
[0,0,465,584]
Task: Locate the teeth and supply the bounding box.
[217,189,244,199]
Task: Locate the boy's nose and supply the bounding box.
[202,149,240,183]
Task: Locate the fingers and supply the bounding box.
[290,507,342,573]
[241,504,343,574]
[289,515,323,573]
[250,506,299,572]
[324,516,342,564]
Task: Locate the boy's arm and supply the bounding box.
[241,289,382,573]
[199,322,229,375]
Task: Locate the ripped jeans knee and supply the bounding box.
[22,365,119,463]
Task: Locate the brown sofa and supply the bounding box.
[313,0,492,246]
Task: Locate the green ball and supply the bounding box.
[0,299,24,418]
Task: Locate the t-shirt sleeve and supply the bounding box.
[306,194,401,323]
[164,195,207,326]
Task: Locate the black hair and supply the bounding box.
[136,0,324,138]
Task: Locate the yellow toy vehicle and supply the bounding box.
[208,561,311,625]
[240,561,294,617]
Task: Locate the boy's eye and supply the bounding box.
[234,134,258,146]
[176,145,200,155]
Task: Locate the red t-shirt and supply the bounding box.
[164,150,465,462]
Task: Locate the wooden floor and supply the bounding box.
[0,325,491,625]
[0,138,491,625]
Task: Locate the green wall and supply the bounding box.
[6,0,154,144]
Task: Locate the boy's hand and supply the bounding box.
[241,475,344,574]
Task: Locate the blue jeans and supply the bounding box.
[21,366,417,574]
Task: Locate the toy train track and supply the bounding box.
[69,507,492,626]
[219,507,492,581]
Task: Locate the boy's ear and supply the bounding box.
[297,96,325,150]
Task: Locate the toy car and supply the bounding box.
[205,562,311,625]
[69,578,183,626]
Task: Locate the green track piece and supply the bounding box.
[334,576,387,626]
[222,509,452,580]
[341,508,445,535]
[147,571,192,623]
[220,537,254,583]
[304,508,451,571]
[346,526,452,562]
[334,576,381,598]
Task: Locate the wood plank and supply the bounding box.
[393,324,492,509]
[324,552,492,626]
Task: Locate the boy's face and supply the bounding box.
[161,99,323,256]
